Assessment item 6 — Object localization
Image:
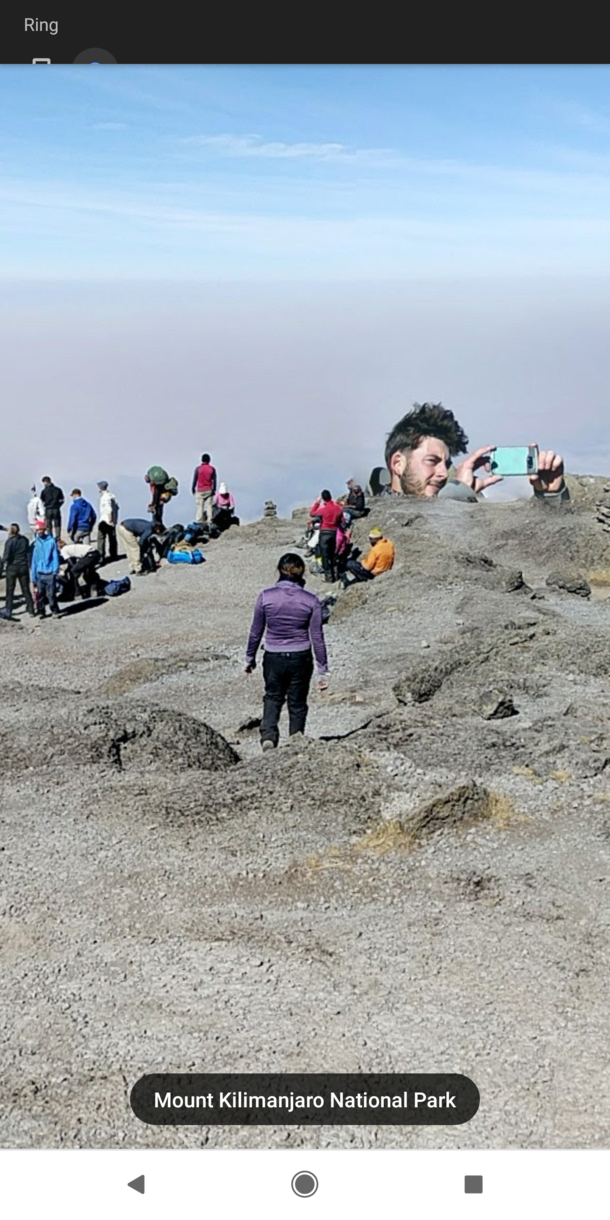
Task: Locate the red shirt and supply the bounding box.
[310,498,344,530]
[194,462,216,492]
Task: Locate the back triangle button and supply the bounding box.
[128,1175,145,1194]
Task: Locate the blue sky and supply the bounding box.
[3,65,610,278]
[1,65,610,522]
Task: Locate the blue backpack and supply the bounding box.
[167,548,205,565]
[104,576,132,596]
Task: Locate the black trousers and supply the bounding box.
[261,650,314,746]
[318,529,337,581]
[71,551,105,598]
[45,509,62,539]
[97,520,117,561]
[5,567,34,616]
[345,558,375,584]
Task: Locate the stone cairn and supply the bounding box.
[595,484,610,533]
[264,500,277,518]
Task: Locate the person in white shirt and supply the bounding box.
[27,486,45,538]
[96,480,119,562]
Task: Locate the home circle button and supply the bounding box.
[292,1171,319,1197]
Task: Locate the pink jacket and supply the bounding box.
[214,491,235,510]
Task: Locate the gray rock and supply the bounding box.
[474,689,518,720]
[545,571,592,598]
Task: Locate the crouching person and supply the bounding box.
[341,526,395,588]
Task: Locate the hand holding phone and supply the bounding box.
[487,446,539,477]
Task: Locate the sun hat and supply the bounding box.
[368,526,383,538]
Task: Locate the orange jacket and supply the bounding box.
[361,537,395,575]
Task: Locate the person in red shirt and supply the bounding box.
[191,453,217,525]
[309,489,344,583]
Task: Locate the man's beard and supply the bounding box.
[399,463,433,496]
[399,456,444,497]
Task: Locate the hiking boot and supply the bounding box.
[261,740,276,752]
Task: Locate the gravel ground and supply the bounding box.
[2,494,610,1149]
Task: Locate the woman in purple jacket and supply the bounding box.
[245,553,330,751]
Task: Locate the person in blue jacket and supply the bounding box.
[67,489,97,543]
[31,518,61,618]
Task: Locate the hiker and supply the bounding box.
[27,486,45,538]
[341,526,395,588]
[117,517,165,575]
[339,478,368,518]
[67,489,97,543]
[31,519,61,618]
[191,453,217,525]
[40,476,65,539]
[213,483,238,531]
[383,402,569,502]
[335,514,353,576]
[0,525,35,619]
[96,481,119,562]
[309,489,344,583]
[245,552,330,751]
[145,467,177,524]
[67,550,105,599]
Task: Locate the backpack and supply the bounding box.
[147,465,169,485]
[319,594,336,623]
[160,524,185,557]
[104,576,132,596]
[164,476,179,496]
[183,521,207,545]
[167,547,205,565]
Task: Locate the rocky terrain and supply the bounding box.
[2,475,610,1149]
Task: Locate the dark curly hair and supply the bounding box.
[385,402,469,469]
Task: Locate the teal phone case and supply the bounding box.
[488,446,538,477]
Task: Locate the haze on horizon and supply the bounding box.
[1,65,610,524]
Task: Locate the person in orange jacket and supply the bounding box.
[340,526,395,588]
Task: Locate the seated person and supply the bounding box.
[212,483,239,531]
[341,527,395,587]
[338,478,368,518]
[379,402,569,502]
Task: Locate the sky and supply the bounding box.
[1,64,610,523]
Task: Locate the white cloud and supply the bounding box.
[183,132,394,163]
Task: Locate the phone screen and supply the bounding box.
[1,39,609,1219]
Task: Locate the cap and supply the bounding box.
[368,527,383,538]
[97,480,109,489]
[34,518,46,529]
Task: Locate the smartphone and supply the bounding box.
[487,444,539,476]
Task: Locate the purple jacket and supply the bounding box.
[246,580,328,673]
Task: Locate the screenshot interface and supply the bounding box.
[1,24,610,1218]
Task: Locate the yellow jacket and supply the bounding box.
[361,537,395,575]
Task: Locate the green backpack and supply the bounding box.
[165,476,179,496]
[147,465,169,485]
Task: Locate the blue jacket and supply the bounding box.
[68,497,96,535]
[31,534,60,581]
